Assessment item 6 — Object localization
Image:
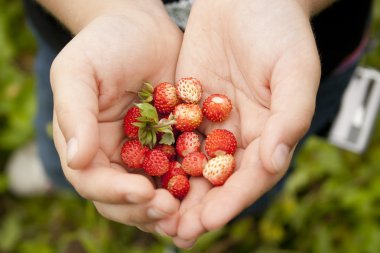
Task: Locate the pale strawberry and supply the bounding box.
[205,129,237,158]
[120,139,149,169]
[182,151,208,177]
[153,82,179,115]
[161,161,187,189]
[176,77,203,104]
[202,94,232,122]
[123,106,141,139]
[173,103,203,132]
[203,154,235,186]
[167,174,190,200]
[175,132,201,158]
[142,149,170,176]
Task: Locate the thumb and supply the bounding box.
[51,49,99,170]
[260,51,321,174]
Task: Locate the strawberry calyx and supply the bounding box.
[133,102,176,148]
[138,82,154,103]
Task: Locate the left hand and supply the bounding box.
[172,0,321,247]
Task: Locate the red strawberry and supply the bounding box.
[203,154,235,186]
[173,103,203,132]
[123,106,141,139]
[120,139,149,169]
[142,149,170,176]
[155,144,176,161]
[175,132,201,158]
[153,82,179,115]
[182,151,208,177]
[176,77,203,104]
[167,174,190,200]
[161,161,187,189]
[205,129,237,158]
[202,94,232,122]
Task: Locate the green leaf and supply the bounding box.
[135,103,158,123]
[138,82,154,102]
[131,122,146,128]
[138,128,147,143]
[146,131,153,149]
[136,116,153,123]
[152,131,157,147]
[159,132,175,145]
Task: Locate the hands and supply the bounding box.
[172,0,321,247]
[50,0,323,248]
[51,2,183,236]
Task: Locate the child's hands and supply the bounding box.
[172,0,321,247]
[51,5,183,236]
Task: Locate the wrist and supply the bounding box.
[36,0,166,34]
[295,0,336,17]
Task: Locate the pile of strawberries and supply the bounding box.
[120,77,237,200]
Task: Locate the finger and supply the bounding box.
[68,165,156,204]
[156,212,180,237]
[136,212,180,237]
[173,237,197,249]
[173,177,211,241]
[175,149,244,241]
[200,141,282,231]
[51,46,99,170]
[54,115,155,204]
[93,189,179,225]
[180,177,212,214]
[260,45,321,174]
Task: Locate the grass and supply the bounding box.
[0,0,380,252]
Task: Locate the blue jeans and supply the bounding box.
[33,32,72,189]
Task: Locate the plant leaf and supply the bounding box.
[135,103,158,123]
[159,132,175,145]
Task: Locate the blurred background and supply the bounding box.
[0,1,380,252]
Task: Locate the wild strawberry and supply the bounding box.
[155,144,176,161]
[161,161,187,189]
[202,94,232,122]
[203,154,235,186]
[120,139,149,169]
[205,129,237,158]
[134,103,176,148]
[176,77,203,104]
[173,103,203,132]
[153,82,179,115]
[123,106,141,139]
[175,132,201,158]
[182,151,208,177]
[167,175,190,200]
[142,149,170,176]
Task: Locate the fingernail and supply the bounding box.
[147,208,166,219]
[155,225,168,237]
[272,144,290,173]
[67,138,78,165]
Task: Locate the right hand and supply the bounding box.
[51,2,183,236]
[172,0,321,247]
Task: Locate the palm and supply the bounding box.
[174,0,321,246]
[52,13,183,234]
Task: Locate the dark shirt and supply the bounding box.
[23,0,373,79]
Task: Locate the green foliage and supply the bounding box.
[0,0,36,155]
[0,0,380,253]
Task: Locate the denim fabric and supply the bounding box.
[33,33,72,189]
